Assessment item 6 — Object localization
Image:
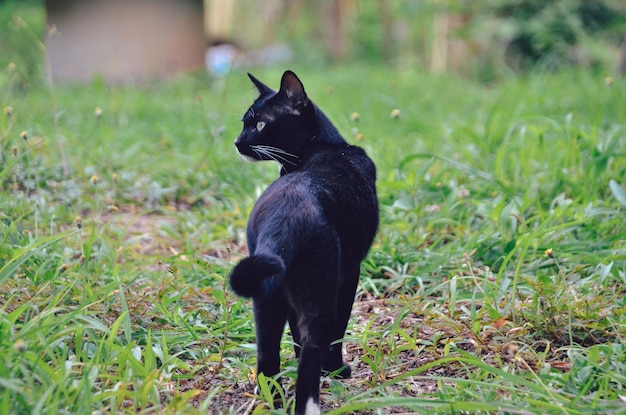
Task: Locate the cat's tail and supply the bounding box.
[229,254,286,298]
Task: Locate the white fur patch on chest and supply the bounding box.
[304,397,321,415]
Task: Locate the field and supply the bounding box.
[2,32,626,415]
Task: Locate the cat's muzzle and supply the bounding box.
[234,139,259,162]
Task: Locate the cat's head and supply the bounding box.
[234,70,316,166]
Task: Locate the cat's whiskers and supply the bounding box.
[250,145,277,163]
[249,146,265,161]
[251,145,299,166]
[255,145,299,163]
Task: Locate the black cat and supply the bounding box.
[229,70,378,415]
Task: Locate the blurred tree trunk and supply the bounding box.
[286,0,305,42]
[261,0,283,44]
[431,0,448,73]
[327,0,349,61]
[618,34,626,76]
[379,0,392,61]
[204,0,234,43]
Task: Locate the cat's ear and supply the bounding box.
[248,73,275,96]
[279,70,308,108]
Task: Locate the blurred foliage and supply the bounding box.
[489,0,626,71]
[1,0,626,86]
[0,0,45,88]
[226,0,626,80]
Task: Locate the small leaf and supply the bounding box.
[493,318,509,329]
[609,180,626,207]
[597,261,613,284]
[212,288,225,303]
[504,239,516,254]
[449,276,457,316]
[538,274,552,285]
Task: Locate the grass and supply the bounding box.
[1,10,626,415]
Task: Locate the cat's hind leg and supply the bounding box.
[287,233,340,415]
[290,290,336,415]
[288,310,303,359]
[253,290,289,380]
[321,262,360,379]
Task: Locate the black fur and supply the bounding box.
[230,70,378,415]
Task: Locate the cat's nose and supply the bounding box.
[234,136,246,153]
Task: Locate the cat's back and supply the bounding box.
[303,144,379,259]
[307,144,376,185]
[305,144,377,205]
[251,144,378,257]
[265,144,375,208]
[250,145,378,216]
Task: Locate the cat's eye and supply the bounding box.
[256,121,266,131]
